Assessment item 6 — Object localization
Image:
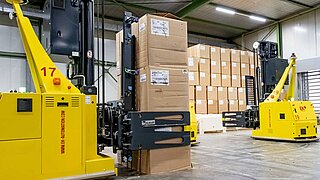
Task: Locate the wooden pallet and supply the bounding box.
[224,127,251,132]
[203,130,224,134]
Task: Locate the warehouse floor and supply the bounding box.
[114,130,320,180]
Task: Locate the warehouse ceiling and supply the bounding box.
[4,0,320,40]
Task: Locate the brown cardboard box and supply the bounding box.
[221,61,231,74]
[195,85,206,100]
[199,58,210,73]
[189,86,195,100]
[208,100,218,114]
[239,100,246,111]
[196,99,207,114]
[221,48,231,61]
[199,72,210,86]
[248,51,254,64]
[218,87,228,99]
[231,49,240,62]
[137,48,187,69]
[138,14,187,53]
[241,76,246,87]
[211,59,221,74]
[188,72,199,85]
[241,63,250,76]
[228,87,238,100]
[250,64,255,76]
[221,74,231,87]
[188,57,198,72]
[207,86,218,100]
[218,99,228,114]
[211,73,222,87]
[229,100,239,111]
[238,87,246,100]
[137,66,188,112]
[231,75,241,87]
[132,146,191,174]
[241,50,249,64]
[211,46,221,61]
[190,44,210,58]
[231,62,240,75]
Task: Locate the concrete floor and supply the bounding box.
[114,130,320,180]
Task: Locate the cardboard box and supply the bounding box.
[241,63,250,76]
[221,61,231,74]
[229,100,239,111]
[208,100,218,114]
[207,86,218,100]
[137,48,187,69]
[211,46,221,61]
[137,66,188,112]
[231,62,240,75]
[248,51,254,64]
[211,73,222,87]
[199,72,210,86]
[238,87,246,100]
[250,64,255,76]
[239,100,246,111]
[188,57,198,72]
[231,75,241,87]
[188,72,199,85]
[241,76,246,87]
[132,146,191,174]
[218,87,227,99]
[221,74,231,87]
[189,86,195,100]
[138,14,187,53]
[195,85,206,100]
[228,87,238,100]
[241,50,249,64]
[218,99,228,114]
[221,48,231,62]
[231,49,240,62]
[189,44,210,58]
[211,59,221,74]
[196,99,207,114]
[199,58,210,73]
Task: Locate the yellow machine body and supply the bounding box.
[252,101,318,141]
[0,1,116,179]
[185,102,198,144]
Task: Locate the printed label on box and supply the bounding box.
[188,58,194,67]
[232,50,237,54]
[139,23,146,32]
[251,64,255,69]
[200,45,205,51]
[188,72,194,81]
[232,75,237,80]
[211,74,217,78]
[140,74,147,82]
[211,60,217,66]
[222,62,227,66]
[196,100,202,104]
[232,63,237,67]
[239,100,244,105]
[218,87,223,91]
[228,88,234,92]
[222,75,227,79]
[239,88,244,93]
[208,86,213,91]
[241,51,246,55]
[221,48,226,53]
[196,86,202,91]
[219,100,224,105]
[150,69,169,85]
[230,100,235,105]
[242,76,245,80]
[200,58,206,64]
[151,18,169,36]
[241,64,246,68]
[200,72,206,77]
[211,48,216,52]
[208,100,213,104]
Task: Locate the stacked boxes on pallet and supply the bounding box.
[188,44,254,114]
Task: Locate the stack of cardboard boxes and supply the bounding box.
[116,13,191,174]
[188,44,256,114]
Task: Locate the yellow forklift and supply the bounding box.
[223,41,318,142]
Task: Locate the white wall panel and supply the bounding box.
[0,57,26,92]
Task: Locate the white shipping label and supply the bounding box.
[229,88,234,92]
[150,69,169,85]
[232,63,237,67]
[242,76,245,80]
[222,62,227,66]
[200,72,206,77]
[200,45,205,51]
[196,100,202,105]
[208,100,213,104]
[239,88,244,93]
[139,23,146,32]
[251,64,255,69]
[230,100,235,105]
[221,48,226,53]
[232,75,237,80]
[188,72,195,81]
[232,50,237,54]
[211,60,217,66]
[211,74,217,79]
[151,18,169,36]
[241,51,246,55]
[211,48,216,52]
[222,75,227,79]
[241,64,246,68]
[219,100,224,105]
[200,58,206,64]
[196,86,202,91]
[85,96,91,104]
[239,100,244,105]
[140,74,147,82]
[188,58,194,67]
[218,87,223,91]
[208,86,213,91]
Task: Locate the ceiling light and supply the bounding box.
[249,15,267,22]
[216,7,236,15]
